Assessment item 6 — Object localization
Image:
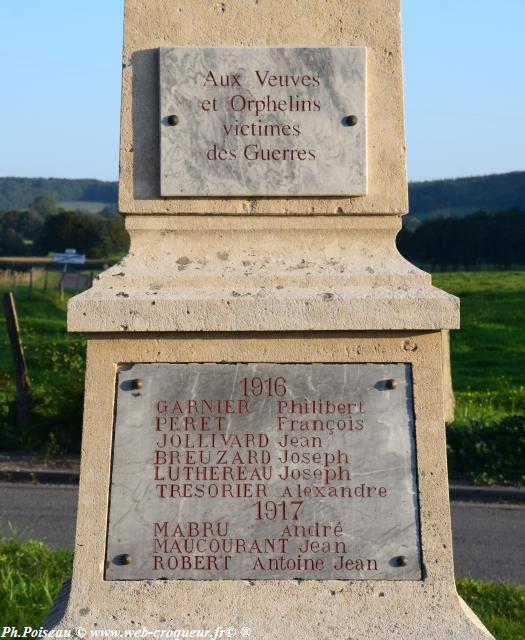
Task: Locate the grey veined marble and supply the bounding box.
[106,363,421,581]
[159,47,367,197]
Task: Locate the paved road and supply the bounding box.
[0,483,79,548]
[450,501,525,583]
[0,483,524,584]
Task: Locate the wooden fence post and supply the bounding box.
[3,292,31,430]
[43,268,49,293]
[27,269,33,300]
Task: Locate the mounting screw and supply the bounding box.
[386,379,398,390]
[118,553,132,565]
[395,555,408,567]
[167,115,179,126]
[343,115,358,126]
[130,378,144,390]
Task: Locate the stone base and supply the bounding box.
[46,578,492,639]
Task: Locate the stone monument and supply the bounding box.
[47,1,493,637]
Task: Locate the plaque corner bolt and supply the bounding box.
[386,379,398,390]
[343,115,358,127]
[396,555,408,567]
[118,553,132,566]
[131,378,144,390]
[167,114,179,126]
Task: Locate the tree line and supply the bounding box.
[397,208,525,270]
[0,177,117,212]
[0,196,129,259]
[409,171,525,218]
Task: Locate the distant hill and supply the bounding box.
[0,177,117,212]
[408,171,525,221]
[0,171,523,216]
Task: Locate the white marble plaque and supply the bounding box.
[159,47,367,197]
[106,363,421,581]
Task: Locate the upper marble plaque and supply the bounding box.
[159,47,367,197]
[106,363,421,581]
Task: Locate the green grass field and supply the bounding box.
[456,578,525,639]
[434,272,525,391]
[1,272,68,387]
[433,272,525,422]
[0,538,523,638]
[0,272,85,452]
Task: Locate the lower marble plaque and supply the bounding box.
[106,363,421,580]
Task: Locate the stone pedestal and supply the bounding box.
[47,333,491,639]
[47,1,493,638]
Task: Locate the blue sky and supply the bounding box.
[0,1,523,182]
